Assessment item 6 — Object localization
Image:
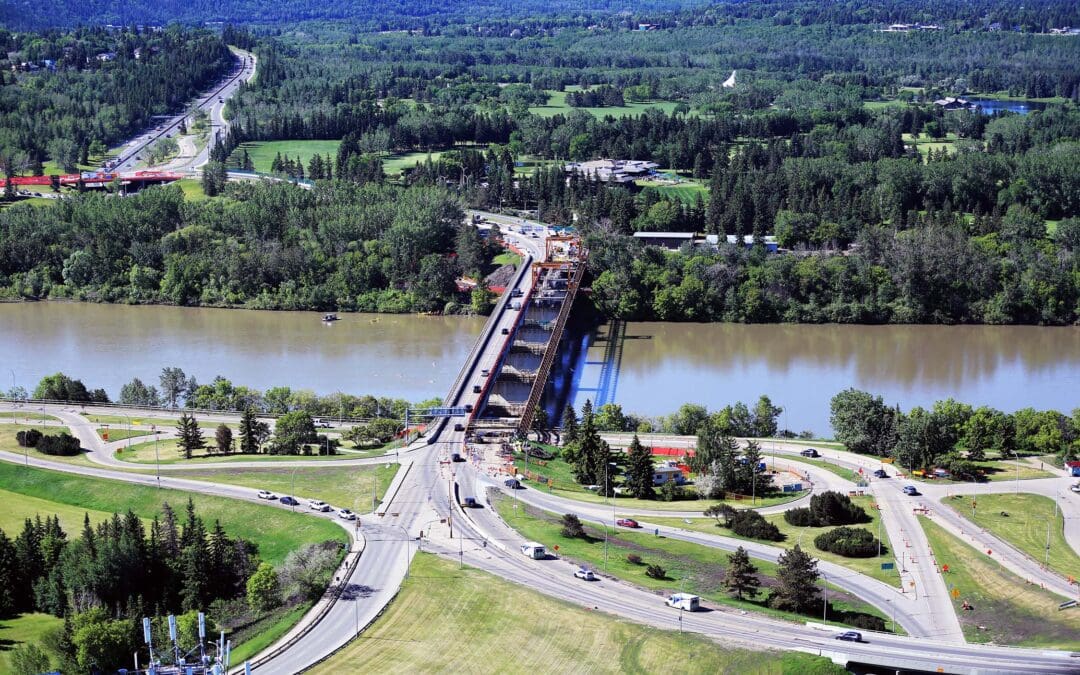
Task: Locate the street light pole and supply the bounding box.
[822,571,828,622]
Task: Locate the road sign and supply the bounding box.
[881,562,895,570]
[951,588,961,599]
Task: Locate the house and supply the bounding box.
[96,52,117,62]
[933,97,973,111]
[1066,461,1080,477]
[652,461,687,486]
[565,159,659,184]
[703,234,780,252]
[633,231,696,250]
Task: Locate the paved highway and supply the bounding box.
[109,47,256,174]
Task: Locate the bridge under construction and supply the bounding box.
[466,234,586,442]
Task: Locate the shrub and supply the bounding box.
[626,553,643,565]
[15,428,42,448]
[814,527,882,558]
[729,511,784,542]
[560,513,585,538]
[35,432,82,456]
[645,564,667,580]
[846,613,887,631]
[784,492,869,527]
[784,507,816,526]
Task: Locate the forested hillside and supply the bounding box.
[0,26,233,174]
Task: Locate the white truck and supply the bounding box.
[520,542,546,559]
[665,593,700,611]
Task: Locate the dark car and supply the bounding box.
[504,478,522,489]
[872,469,888,479]
[280,496,299,506]
[500,328,510,335]
[453,423,465,432]
[472,384,482,393]
[835,631,863,642]
[451,452,464,462]
[800,448,819,458]
[463,497,479,508]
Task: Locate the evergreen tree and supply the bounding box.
[238,406,258,454]
[562,403,579,446]
[215,424,233,455]
[176,412,205,459]
[722,546,760,600]
[770,545,820,614]
[624,434,656,499]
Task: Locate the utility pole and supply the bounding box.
[1046,521,1051,567]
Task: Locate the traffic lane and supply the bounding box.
[448,483,1077,674]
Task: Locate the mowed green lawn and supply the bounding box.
[921,517,1080,649]
[0,461,346,566]
[528,88,685,119]
[310,553,845,675]
[650,495,901,586]
[229,140,343,173]
[116,437,357,464]
[513,451,806,513]
[0,613,64,673]
[172,463,399,513]
[945,493,1080,581]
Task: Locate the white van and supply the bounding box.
[665,593,700,611]
[520,542,546,559]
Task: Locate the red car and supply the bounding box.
[616,518,639,528]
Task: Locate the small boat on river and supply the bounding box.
[322,313,339,322]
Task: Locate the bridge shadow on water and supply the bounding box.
[544,309,652,425]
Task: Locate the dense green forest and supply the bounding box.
[2,3,1079,323]
[0,180,499,313]
[0,27,233,175]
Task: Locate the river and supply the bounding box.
[1,302,485,404]
[2,304,1077,435]
[565,322,1080,435]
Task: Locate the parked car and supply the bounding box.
[616,518,639,528]
[337,508,356,521]
[902,485,919,496]
[872,469,888,479]
[800,448,819,458]
[308,499,331,512]
[257,490,276,500]
[835,631,863,642]
[280,496,299,506]
[574,568,597,581]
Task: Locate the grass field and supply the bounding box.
[310,553,846,675]
[977,460,1056,482]
[97,427,154,442]
[0,461,346,566]
[770,453,861,484]
[494,494,891,630]
[902,132,959,162]
[229,140,342,174]
[640,181,709,205]
[0,412,59,421]
[0,613,64,673]
[649,495,901,586]
[175,177,208,201]
[513,452,806,512]
[115,437,360,464]
[528,88,685,119]
[381,150,444,176]
[173,463,399,512]
[85,413,237,430]
[492,251,522,267]
[943,493,1080,581]
[921,517,1080,649]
